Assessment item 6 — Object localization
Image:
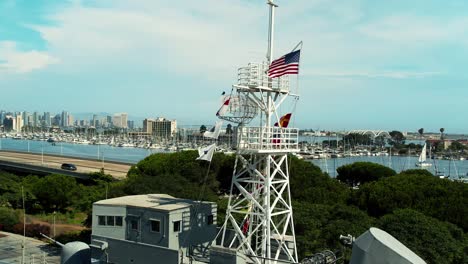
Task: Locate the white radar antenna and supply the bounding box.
[215,1,300,263]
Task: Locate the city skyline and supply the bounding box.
[1,0,467,133]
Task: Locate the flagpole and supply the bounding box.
[267,1,277,64]
[291,41,303,52]
[266,0,277,129]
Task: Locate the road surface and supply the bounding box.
[0,150,131,179]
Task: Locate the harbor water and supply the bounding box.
[0,138,466,178]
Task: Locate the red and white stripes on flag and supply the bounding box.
[267,50,301,78]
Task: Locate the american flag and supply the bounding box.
[267,50,301,78]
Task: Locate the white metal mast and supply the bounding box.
[216,1,299,263]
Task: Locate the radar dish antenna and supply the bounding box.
[216,93,259,125]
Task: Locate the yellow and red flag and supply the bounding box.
[274,113,292,128]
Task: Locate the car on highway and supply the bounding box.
[61,163,77,171]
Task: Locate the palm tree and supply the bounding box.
[418,128,424,138]
[440,128,445,140]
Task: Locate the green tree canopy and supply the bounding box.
[336,162,396,187]
[200,125,207,133]
[418,128,424,136]
[289,156,350,205]
[116,151,225,201]
[0,207,20,231]
[0,172,23,208]
[352,171,468,231]
[378,209,467,264]
[343,133,372,147]
[388,130,406,146]
[449,141,466,151]
[294,202,374,261]
[30,174,79,212]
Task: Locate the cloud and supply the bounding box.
[0,41,59,74]
[21,0,467,81]
[29,1,266,78]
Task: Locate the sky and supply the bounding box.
[0,0,467,133]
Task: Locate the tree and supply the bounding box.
[31,174,79,212]
[418,128,424,137]
[440,128,445,140]
[336,162,396,187]
[0,207,20,231]
[289,156,350,205]
[226,124,233,135]
[0,172,23,208]
[294,202,374,261]
[343,133,372,147]
[378,209,466,264]
[200,125,207,134]
[449,141,466,151]
[119,151,221,202]
[388,130,406,146]
[352,171,468,231]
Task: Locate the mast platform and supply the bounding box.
[234,126,299,154]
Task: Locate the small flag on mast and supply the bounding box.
[197,144,216,162]
[268,50,301,78]
[216,97,230,116]
[204,121,223,139]
[274,113,292,128]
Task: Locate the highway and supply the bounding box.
[0,150,132,179]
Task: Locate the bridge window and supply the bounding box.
[150,219,160,233]
[98,215,123,227]
[173,220,181,232]
[207,215,214,225]
[116,216,123,226]
[107,216,115,226]
[98,216,106,226]
[131,220,139,231]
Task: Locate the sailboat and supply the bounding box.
[415,143,432,167]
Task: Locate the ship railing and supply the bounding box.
[234,126,299,152]
[237,62,290,91]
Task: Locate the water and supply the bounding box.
[0,138,165,164]
[310,155,468,178]
[0,138,466,178]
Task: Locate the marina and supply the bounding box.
[0,134,466,179]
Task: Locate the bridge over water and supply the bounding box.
[0,150,131,179]
[345,130,391,138]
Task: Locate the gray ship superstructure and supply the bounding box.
[90,194,217,264]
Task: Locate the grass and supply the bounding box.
[31,211,87,226]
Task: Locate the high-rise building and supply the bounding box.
[3,115,14,132]
[143,117,177,139]
[15,115,23,131]
[0,111,5,125]
[44,112,51,127]
[92,114,98,127]
[52,114,61,126]
[112,113,128,128]
[127,120,134,129]
[61,111,69,127]
[68,114,74,127]
[26,114,33,126]
[33,112,39,127]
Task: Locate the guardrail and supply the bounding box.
[234,126,299,152]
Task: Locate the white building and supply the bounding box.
[15,115,23,132]
[143,117,177,139]
[112,113,128,128]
